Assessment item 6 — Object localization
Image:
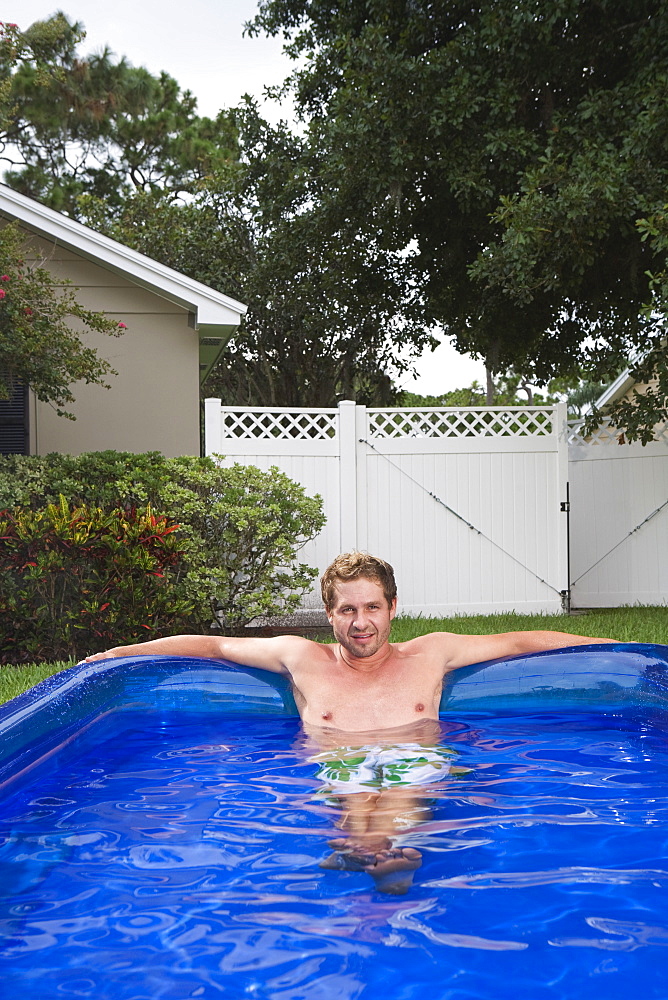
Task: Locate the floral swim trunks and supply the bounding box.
[311,742,456,793]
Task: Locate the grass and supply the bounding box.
[389,606,668,644]
[1,606,666,708]
[0,660,76,704]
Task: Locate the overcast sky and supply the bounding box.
[5,0,486,394]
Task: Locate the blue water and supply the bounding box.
[1,708,668,999]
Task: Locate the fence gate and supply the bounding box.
[205,399,569,615]
[567,421,668,607]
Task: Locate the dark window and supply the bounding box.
[0,376,29,455]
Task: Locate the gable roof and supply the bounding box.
[0,183,247,379]
[592,369,635,411]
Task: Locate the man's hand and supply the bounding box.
[84,647,127,662]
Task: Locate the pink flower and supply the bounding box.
[0,289,5,300]
[117,322,127,329]
[0,275,9,282]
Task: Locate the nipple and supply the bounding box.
[322,711,332,721]
[415,703,424,713]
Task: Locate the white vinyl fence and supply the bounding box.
[205,399,569,615]
[567,420,668,607]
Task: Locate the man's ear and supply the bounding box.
[389,597,397,621]
[325,606,333,625]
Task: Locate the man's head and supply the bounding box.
[321,552,397,612]
[321,553,398,660]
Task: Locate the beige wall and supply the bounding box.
[24,234,201,457]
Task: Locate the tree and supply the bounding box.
[1,15,428,406]
[79,104,436,407]
[399,374,558,409]
[0,221,121,415]
[250,0,668,435]
[1,13,238,216]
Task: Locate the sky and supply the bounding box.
[5,0,487,394]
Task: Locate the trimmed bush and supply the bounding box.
[0,451,172,509]
[0,497,194,663]
[0,452,326,643]
[155,460,325,629]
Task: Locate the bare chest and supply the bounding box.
[293,655,444,731]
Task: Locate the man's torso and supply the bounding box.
[285,634,454,731]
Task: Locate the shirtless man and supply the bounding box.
[86,551,616,893]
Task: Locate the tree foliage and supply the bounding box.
[250,0,668,434]
[79,103,435,407]
[0,221,121,414]
[1,13,436,406]
[1,13,238,215]
[584,209,668,442]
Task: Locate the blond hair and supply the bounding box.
[320,551,397,610]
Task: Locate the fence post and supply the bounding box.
[555,401,570,609]
[204,397,222,457]
[338,400,358,552]
[355,403,368,551]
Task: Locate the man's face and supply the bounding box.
[326,577,396,659]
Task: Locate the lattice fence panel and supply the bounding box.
[567,418,668,447]
[367,407,556,439]
[221,408,338,440]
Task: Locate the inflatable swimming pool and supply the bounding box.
[1,644,667,1000]
[1,643,667,784]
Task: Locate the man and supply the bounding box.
[86,551,616,892]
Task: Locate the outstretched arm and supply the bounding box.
[438,629,618,671]
[83,633,314,675]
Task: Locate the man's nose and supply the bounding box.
[352,610,370,629]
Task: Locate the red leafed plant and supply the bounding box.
[0,496,195,662]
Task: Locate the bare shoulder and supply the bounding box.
[393,630,461,666]
[267,634,334,663]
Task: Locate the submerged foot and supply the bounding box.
[363,847,422,894]
[319,838,378,872]
[319,838,421,893]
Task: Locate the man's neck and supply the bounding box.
[338,642,394,671]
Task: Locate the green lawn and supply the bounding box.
[0,660,76,704]
[389,606,668,644]
[1,606,666,707]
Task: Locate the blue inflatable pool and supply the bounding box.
[1,643,667,785]
[1,644,668,1000]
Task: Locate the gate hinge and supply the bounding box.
[561,501,570,512]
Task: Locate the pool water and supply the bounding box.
[1,707,667,999]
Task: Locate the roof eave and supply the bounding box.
[0,184,247,332]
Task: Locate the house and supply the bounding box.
[575,367,667,445]
[0,184,246,457]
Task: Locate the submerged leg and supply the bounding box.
[319,787,430,893]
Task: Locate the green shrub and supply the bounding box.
[0,497,194,663]
[0,452,326,636]
[0,451,171,509]
[156,460,325,630]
